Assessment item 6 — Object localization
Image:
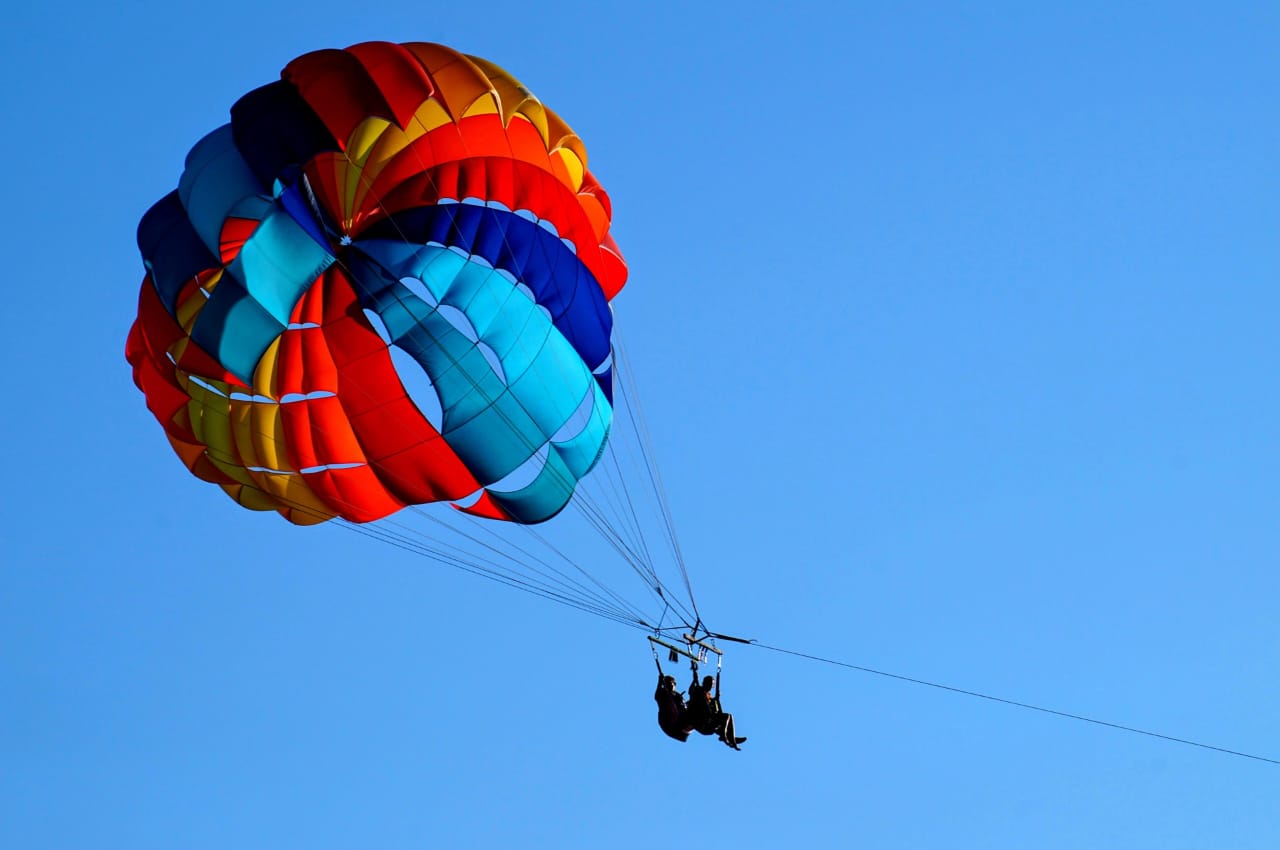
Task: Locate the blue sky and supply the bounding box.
[2,2,1278,847]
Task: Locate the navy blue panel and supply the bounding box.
[136,191,220,316]
[279,180,332,251]
[229,81,339,189]
[594,365,614,406]
[357,205,613,369]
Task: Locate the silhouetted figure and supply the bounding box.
[686,664,746,750]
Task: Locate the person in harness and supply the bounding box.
[685,660,746,750]
[654,662,693,742]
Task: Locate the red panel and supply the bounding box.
[219,216,259,264]
[130,341,191,433]
[133,276,185,358]
[302,153,347,230]
[314,269,483,506]
[346,41,435,129]
[597,234,628,300]
[280,395,365,467]
[371,156,623,298]
[279,269,381,374]
[368,437,480,505]
[453,489,514,521]
[272,326,336,397]
[284,48,394,148]
[300,465,404,523]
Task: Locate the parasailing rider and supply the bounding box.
[685,660,746,750]
[654,660,693,742]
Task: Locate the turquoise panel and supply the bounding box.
[190,276,285,384]
[504,334,596,432]
[443,388,548,483]
[486,449,577,523]
[348,240,611,509]
[178,126,265,259]
[551,383,612,478]
[229,206,334,325]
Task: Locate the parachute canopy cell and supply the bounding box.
[126,42,628,526]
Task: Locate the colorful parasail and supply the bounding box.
[126,42,628,527]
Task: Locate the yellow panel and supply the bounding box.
[410,99,454,133]
[186,394,241,478]
[348,119,416,217]
[469,56,550,144]
[206,451,257,489]
[553,148,585,193]
[182,379,262,493]
[227,480,280,512]
[261,471,334,524]
[177,371,234,399]
[461,93,500,117]
[229,398,260,470]
[340,153,366,221]
[250,397,292,472]
[252,336,282,400]
[546,112,586,168]
[346,116,392,168]
[416,46,492,119]
[170,336,190,365]
[176,269,221,332]
[365,120,417,175]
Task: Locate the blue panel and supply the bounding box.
[229,81,339,189]
[551,383,612,478]
[485,450,577,524]
[348,232,611,499]
[190,273,285,384]
[277,178,331,250]
[357,204,613,371]
[442,389,549,483]
[177,125,265,258]
[137,191,220,316]
[227,206,335,325]
[503,334,595,433]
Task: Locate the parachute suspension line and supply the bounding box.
[591,376,663,582]
[566,425,653,577]
[747,641,1280,767]
[499,517,651,622]
[423,505,651,626]
[613,337,701,625]
[598,434,657,570]
[333,515,649,629]
[562,496,690,623]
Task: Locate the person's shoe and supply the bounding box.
[734,737,747,745]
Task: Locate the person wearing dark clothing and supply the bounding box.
[654,670,693,742]
[686,666,746,750]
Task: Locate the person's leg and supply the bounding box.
[722,713,745,749]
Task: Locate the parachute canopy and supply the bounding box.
[126,42,628,527]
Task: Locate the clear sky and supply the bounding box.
[2,2,1278,848]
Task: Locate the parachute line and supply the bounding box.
[747,641,1280,767]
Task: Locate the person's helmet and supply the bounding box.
[703,676,714,687]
